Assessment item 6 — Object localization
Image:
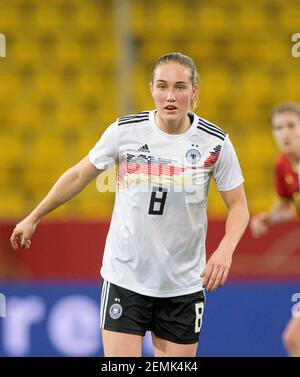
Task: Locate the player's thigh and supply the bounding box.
[100,280,153,356]
[151,332,198,357]
[102,329,143,357]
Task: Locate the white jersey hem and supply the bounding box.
[101,273,204,298]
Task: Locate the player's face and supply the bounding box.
[272,111,300,155]
[150,63,196,122]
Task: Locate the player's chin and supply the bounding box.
[162,108,183,120]
[280,145,292,154]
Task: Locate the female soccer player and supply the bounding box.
[10,53,249,357]
[250,102,300,357]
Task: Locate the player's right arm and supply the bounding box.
[10,156,103,250]
[250,198,296,238]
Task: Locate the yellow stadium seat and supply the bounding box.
[0,0,299,220]
[0,192,24,219]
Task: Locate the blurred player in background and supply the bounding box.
[250,102,300,356]
[10,53,249,357]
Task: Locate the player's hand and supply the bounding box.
[200,250,232,291]
[10,218,39,250]
[250,213,269,238]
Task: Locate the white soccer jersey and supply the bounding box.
[89,110,244,297]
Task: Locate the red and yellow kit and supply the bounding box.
[275,154,300,213]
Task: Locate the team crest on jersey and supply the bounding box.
[186,149,201,164]
[109,303,123,319]
[285,174,294,185]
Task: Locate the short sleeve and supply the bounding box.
[213,136,244,191]
[88,122,118,170]
[274,157,294,199]
[275,160,287,197]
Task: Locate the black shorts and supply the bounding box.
[100,280,205,344]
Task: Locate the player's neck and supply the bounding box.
[154,112,191,135]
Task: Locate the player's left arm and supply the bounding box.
[201,184,249,291]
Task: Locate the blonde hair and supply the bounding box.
[152,52,200,110]
[271,102,300,124]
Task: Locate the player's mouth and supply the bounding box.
[164,105,177,112]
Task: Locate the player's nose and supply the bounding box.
[166,89,176,101]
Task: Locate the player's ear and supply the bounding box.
[149,81,153,96]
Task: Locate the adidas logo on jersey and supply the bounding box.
[138,144,150,152]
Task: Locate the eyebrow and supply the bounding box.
[156,79,188,84]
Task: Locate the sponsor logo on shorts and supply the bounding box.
[109,303,123,319]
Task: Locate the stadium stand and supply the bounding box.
[0,0,300,219]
